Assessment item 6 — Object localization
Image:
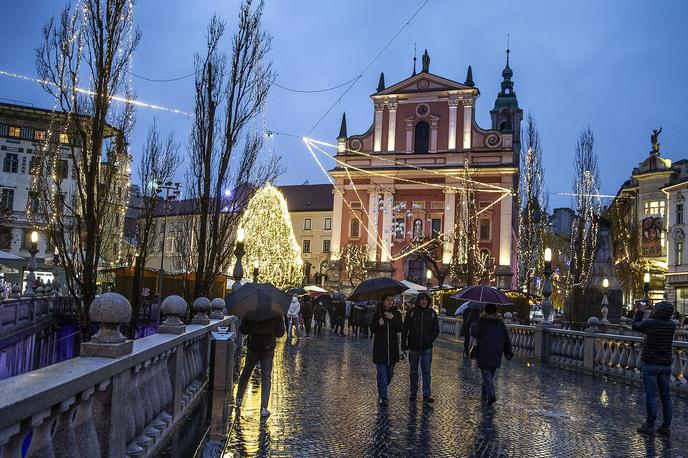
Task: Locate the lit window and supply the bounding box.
[480,219,491,241]
[323,240,331,253]
[59,133,69,144]
[34,130,46,141]
[303,239,311,253]
[350,218,360,238]
[644,200,666,217]
[304,218,312,230]
[324,217,332,230]
[8,126,21,138]
[676,241,683,266]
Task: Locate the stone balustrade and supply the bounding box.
[437,314,688,394]
[0,293,238,458]
[0,296,70,337]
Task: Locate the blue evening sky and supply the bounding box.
[0,1,686,208]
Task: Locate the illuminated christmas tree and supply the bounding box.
[237,185,303,289]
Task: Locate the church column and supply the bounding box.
[448,97,458,150]
[374,102,384,152]
[496,178,514,289]
[430,115,440,153]
[462,99,473,150]
[380,190,394,262]
[331,188,343,258]
[442,189,456,263]
[367,189,379,261]
[386,100,398,152]
[405,117,414,153]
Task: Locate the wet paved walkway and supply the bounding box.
[225,332,688,457]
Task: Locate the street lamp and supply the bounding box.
[24,231,39,297]
[253,260,259,283]
[643,272,651,305]
[156,181,181,301]
[426,269,432,291]
[601,278,610,324]
[232,228,246,291]
[541,247,553,323]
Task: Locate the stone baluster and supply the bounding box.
[73,388,100,458]
[210,298,225,320]
[24,410,53,458]
[192,297,211,325]
[619,343,629,371]
[80,293,134,358]
[159,295,188,334]
[159,352,174,424]
[131,364,151,452]
[51,397,79,457]
[572,338,582,364]
[671,348,683,384]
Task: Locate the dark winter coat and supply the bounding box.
[371,307,404,365]
[332,299,346,320]
[632,305,676,366]
[314,300,327,321]
[470,314,513,369]
[352,304,367,326]
[364,304,376,326]
[240,317,286,353]
[401,305,440,351]
[301,297,314,319]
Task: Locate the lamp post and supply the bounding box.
[24,231,38,297]
[232,228,246,291]
[156,181,181,301]
[426,269,432,292]
[601,278,610,324]
[642,271,651,306]
[541,247,553,323]
[252,260,259,283]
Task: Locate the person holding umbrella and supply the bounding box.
[401,292,439,403]
[372,293,404,406]
[227,283,289,418]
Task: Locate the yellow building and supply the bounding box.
[279,184,333,284]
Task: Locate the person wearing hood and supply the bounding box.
[287,295,301,339]
[401,292,439,403]
[633,301,676,437]
[301,295,314,338]
[470,303,513,405]
[371,293,404,406]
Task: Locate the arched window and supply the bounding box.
[414,121,429,154]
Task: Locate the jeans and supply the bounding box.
[236,349,274,409]
[480,368,497,403]
[409,348,433,398]
[287,316,300,338]
[642,363,672,428]
[376,363,395,399]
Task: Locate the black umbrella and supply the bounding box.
[331,292,346,302]
[347,277,409,302]
[226,283,292,320]
[286,287,307,296]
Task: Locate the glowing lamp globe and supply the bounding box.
[426,269,432,280]
[544,248,552,262]
[253,260,259,269]
[644,272,651,284]
[236,228,245,243]
[602,278,609,289]
[31,231,38,244]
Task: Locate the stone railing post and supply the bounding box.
[159,295,187,334]
[192,297,211,325]
[210,298,225,320]
[534,322,554,362]
[582,316,600,372]
[80,293,133,358]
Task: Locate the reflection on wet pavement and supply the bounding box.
[224,334,688,457]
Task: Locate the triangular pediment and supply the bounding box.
[374,72,474,96]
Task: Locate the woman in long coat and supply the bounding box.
[371,294,404,406]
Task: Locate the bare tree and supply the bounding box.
[518,114,548,294]
[336,244,372,287]
[451,161,483,286]
[188,3,280,298]
[128,121,178,336]
[565,127,602,321]
[405,237,451,288]
[33,0,139,331]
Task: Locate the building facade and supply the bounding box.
[329,50,522,288]
[279,184,333,283]
[0,102,129,284]
[662,167,688,313]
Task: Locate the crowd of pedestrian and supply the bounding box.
[233,284,678,438]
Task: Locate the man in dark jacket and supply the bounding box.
[633,301,676,437]
[235,316,286,417]
[301,295,314,338]
[332,297,346,336]
[402,292,440,403]
[372,294,404,406]
[470,303,513,405]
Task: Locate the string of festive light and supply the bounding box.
[0,69,192,116]
[305,137,510,193]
